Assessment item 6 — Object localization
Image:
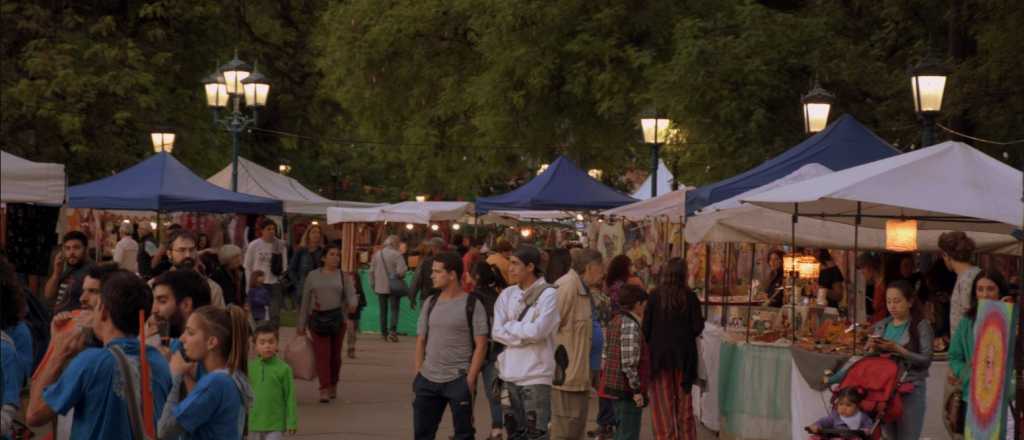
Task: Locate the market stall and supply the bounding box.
[1,150,66,278]
[327,201,473,335]
[697,323,953,439]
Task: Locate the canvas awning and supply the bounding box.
[602,188,688,222]
[207,157,380,215]
[686,114,899,215]
[327,201,472,225]
[69,153,282,214]
[1,150,65,205]
[686,163,1018,253]
[476,156,636,213]
[743,141,1023,235]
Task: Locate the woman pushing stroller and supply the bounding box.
[821,280,933,439]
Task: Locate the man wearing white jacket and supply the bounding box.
[492,246,560,440]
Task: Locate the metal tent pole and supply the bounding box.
[853,202,861,355]
[791,203,798,342]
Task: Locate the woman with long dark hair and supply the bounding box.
[471,261,507,440]
[763,250,785,307]
[642,258,703,439]
[866,280,933,439]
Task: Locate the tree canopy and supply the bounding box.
[2,0,1021,201]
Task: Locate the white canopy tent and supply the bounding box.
[743,141,1023,235]
[686,163,1019,253]
[1,150,65,205]
[602,188,688,222]
[208,157,380,215]
[631,159,675,200]
[327,201,472,225]
[478,210,575,225]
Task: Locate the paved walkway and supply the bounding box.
[285,327,717,439]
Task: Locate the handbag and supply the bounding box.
[270,251,284,277]
[378,251,408,297]
[945,388,966,434]
[310,308,344,335]
[284,335,317,380]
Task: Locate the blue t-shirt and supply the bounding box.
[43,337,172,439]
[169,338,207,380]
[883,321,909,343]
[174,370,244,440]
[1,338,25,407]
[7,322,33,376]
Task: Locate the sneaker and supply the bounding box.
[347,347,357,359]
[388,332,399,342]
[319,389,330,403]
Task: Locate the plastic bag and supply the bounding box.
[283,335,317,381]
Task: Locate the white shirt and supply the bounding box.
[112,236,139,273]
[492,277,560,386]
[243,238,287,284]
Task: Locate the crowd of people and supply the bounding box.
[1,220,1018,440]
[407,240,705,440]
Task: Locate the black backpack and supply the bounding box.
[23,287,51,371]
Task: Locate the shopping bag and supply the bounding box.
[283,335,317,381]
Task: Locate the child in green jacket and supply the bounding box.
[249,322,298,439]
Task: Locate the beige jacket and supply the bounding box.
[552,269,593,392]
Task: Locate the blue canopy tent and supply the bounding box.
[685,114,900,215]
[476,156,637,213]
[69,152,282,214]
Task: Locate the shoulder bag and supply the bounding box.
[309,271,345,335]
[378,250,408,297]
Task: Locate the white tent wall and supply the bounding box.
[1,150,66,205]
[631,159,675,200]
[208,156,380,215]
[327,201,472,225]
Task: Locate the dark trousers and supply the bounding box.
[377,293,402,334]
[598,397,617,428]
[311,323,346,391]
[413,373,475,440]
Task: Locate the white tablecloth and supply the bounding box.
[694,324,725,432]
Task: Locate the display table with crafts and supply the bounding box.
[695,322,953,440]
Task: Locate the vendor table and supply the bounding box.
[357,269,418,335]
[697,324,953,440]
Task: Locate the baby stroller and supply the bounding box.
[809,355,913,440]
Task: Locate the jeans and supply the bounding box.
[413,373,475,440]
[613,399,642,440]
[377,293,402,334]
[597,397,617,428]
[481,362,503,429]
[265,282,283,324]
[882,380,926,440]
[505,383,552,440]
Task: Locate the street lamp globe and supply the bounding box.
[150,132,175,153]
[801,82,835,134]
[910,57,949,114]
[202,71,229,108]
[278,163,292,175]
[242,66,271,107]
[219,54,252,96]
[640,117,672,144]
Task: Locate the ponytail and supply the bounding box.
[193,305,250,373]
[226,305,249,373]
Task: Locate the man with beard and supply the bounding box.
[44,231,95,313]
[150,229,224,307]
[149,269,212,358]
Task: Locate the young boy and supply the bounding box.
[248,322,298,439]
[598,284,648,440]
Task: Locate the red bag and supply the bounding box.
[283,335,317,381]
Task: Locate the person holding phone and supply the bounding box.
[44,231,95,313]
[865,280,933,439]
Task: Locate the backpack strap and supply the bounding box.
[110,345,149,440]
[466,293,478,352]
[422,294,440,344]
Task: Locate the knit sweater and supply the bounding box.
[248,356,298,432]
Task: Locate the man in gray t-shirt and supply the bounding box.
[413,252,488,440]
